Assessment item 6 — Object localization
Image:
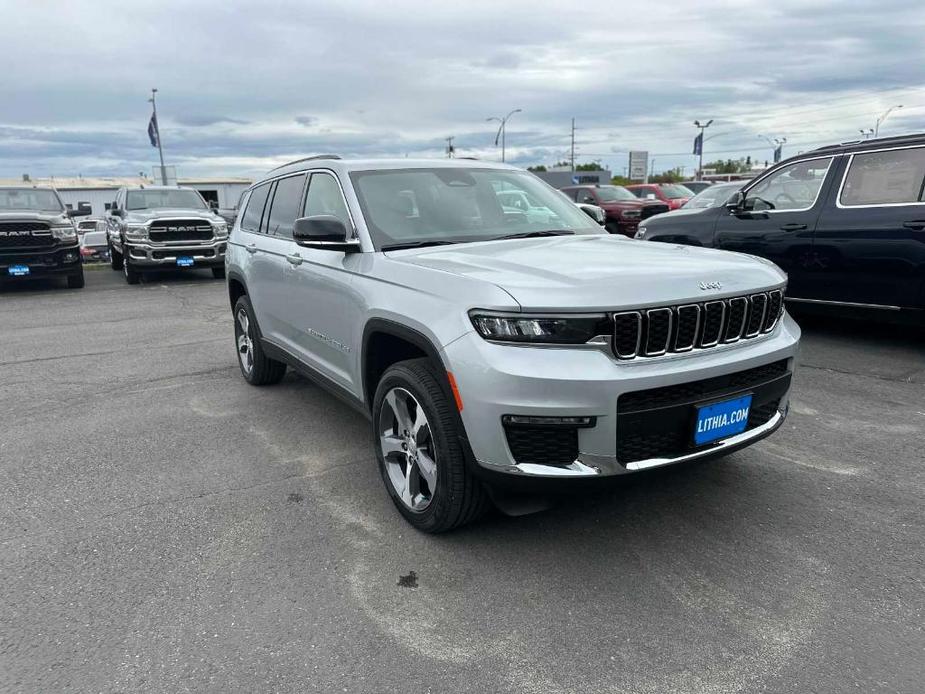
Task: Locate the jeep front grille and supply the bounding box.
[611,290,784,360]
[148,219,213,243]
[0,221,54,248]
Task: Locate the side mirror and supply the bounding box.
[104,203,112,211]
[110,208,124,218]
[293,215,360,252]
[725,191,745,211]
[209,200,219,210]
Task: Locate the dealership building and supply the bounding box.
[0,174,252,216]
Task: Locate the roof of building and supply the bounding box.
[0,175,253,190]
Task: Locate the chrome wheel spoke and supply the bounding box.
[416,451,437,492]
[380,433,405,460]
[378,386,437,513]
[385,389,414,434]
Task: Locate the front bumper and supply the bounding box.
[0,246,82,280]
[443,312,800,479]
[124,239,227,267]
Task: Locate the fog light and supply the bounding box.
[502,415,595,427]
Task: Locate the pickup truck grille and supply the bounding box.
[640,204,670,219]
[612,290,784,360]
[0,222,54,249]
[148,219,213,243]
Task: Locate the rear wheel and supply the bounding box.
[373,358,488,533]
[212,266,226,279]
[233,295,286,385]
[67,269,85,289]
[123,255,140,284]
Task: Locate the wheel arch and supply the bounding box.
[228,270,247,310]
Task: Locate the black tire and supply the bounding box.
[67,270,85,289]
[233,295,286,385]
[110,245,123,270]
[212,266,226,279]
[123,255,140,285]
[372,358,489,533]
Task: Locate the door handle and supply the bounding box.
[902,220,925,231]
[286,253,303,266]
[245,243,258,254]
[779,223,807,232]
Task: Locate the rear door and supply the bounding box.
[713,156,835,297]
[811,144,925,309]
[236,181,281,339]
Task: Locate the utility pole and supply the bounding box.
[149,88,167,185]
[487,109,521,163]
[445,136,455,158]
[570,118,576,172]
[693,119,713,180]
[646,157,655,184]
[859,128,874,140]
[874,104,903,137]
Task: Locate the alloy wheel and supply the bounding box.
[236,308,254,375]
[378,387,437,512]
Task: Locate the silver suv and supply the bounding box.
[106,185,229,284]
[226,156,800,532]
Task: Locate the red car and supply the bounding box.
[560,185,670,236]
[625,183,695,210]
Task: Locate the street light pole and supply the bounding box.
[693,119,713,180]
[149,88,167,185]
[487,109,522,163]
[874,104,903,137]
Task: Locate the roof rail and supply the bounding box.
[267,154,342,173]
[810,132,925,153]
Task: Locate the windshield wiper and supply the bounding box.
[381,239,460,251]
[492,230,575,241]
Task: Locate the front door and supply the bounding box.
[713,156,836,297]
[812,145,925,309]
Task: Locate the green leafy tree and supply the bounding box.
[527,165,547,172]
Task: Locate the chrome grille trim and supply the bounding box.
[608,289,786,361]
[644,308,673,357]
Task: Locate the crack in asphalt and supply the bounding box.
[799,361,924,385]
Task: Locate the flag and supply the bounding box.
[773,144,782,163]
[693,132,703,156]
[147,113,159,147]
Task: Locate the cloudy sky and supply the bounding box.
[1,0,923,180]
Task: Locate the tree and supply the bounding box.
[575,162,603,171]
[611,175,633,186]
[527,165,547,172]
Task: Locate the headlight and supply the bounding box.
[123,223,148,240]
[50,223,77,242]
[470,312,606,344]
[622,209,641,220]
[635,225,647,239]
[213,222,228,238]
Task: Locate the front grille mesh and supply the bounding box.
[0,221,54,248]
[612,290,784,360]
[148,219,213,243]
[504,425,579,467]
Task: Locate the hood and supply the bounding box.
[124,208,221,223]
[386,235,785,311]
[598,198,659,210]
[0,210,70,224]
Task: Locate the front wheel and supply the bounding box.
[123,256,140,284]
[233,295,286,385]
[67,269,85,289]
[373,358,488,533]
[110,244,123,270]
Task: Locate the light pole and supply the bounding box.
[758,134,787,163]
[874,104,903,137]
[859,128,874,140]
[487,109,521,163]
[693,119,713,180]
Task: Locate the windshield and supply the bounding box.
[125,189,208,211]
[593,186,638,202]
[350,168,602,250]
[0,188,64,212]
[660,184,694,199]
[683,183,743,209]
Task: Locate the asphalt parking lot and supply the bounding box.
[1,269,923,693]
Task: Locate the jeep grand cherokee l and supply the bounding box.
[636,133,925,324]
[106,185,228,284]
[0,186,90,289]
[227,156,800,532]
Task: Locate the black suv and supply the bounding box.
[636,134,925,324]
[0,186,90,289]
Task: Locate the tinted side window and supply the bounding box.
[746,157,832,211]
[305,173,351,227]
[562,188,578,201]
[577,190,597,204]
[241,183,271,233]
[265,174,306,238]
[840,147,925,206]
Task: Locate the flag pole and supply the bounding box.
[150,88,167,185]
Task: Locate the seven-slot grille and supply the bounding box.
[148,219,214,243]
[0,221,54,248]
[612,290,784,360]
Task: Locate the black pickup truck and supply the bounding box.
[0,187,91,289]
[636,133,925,325]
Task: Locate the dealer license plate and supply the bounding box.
[694,394,752,446]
